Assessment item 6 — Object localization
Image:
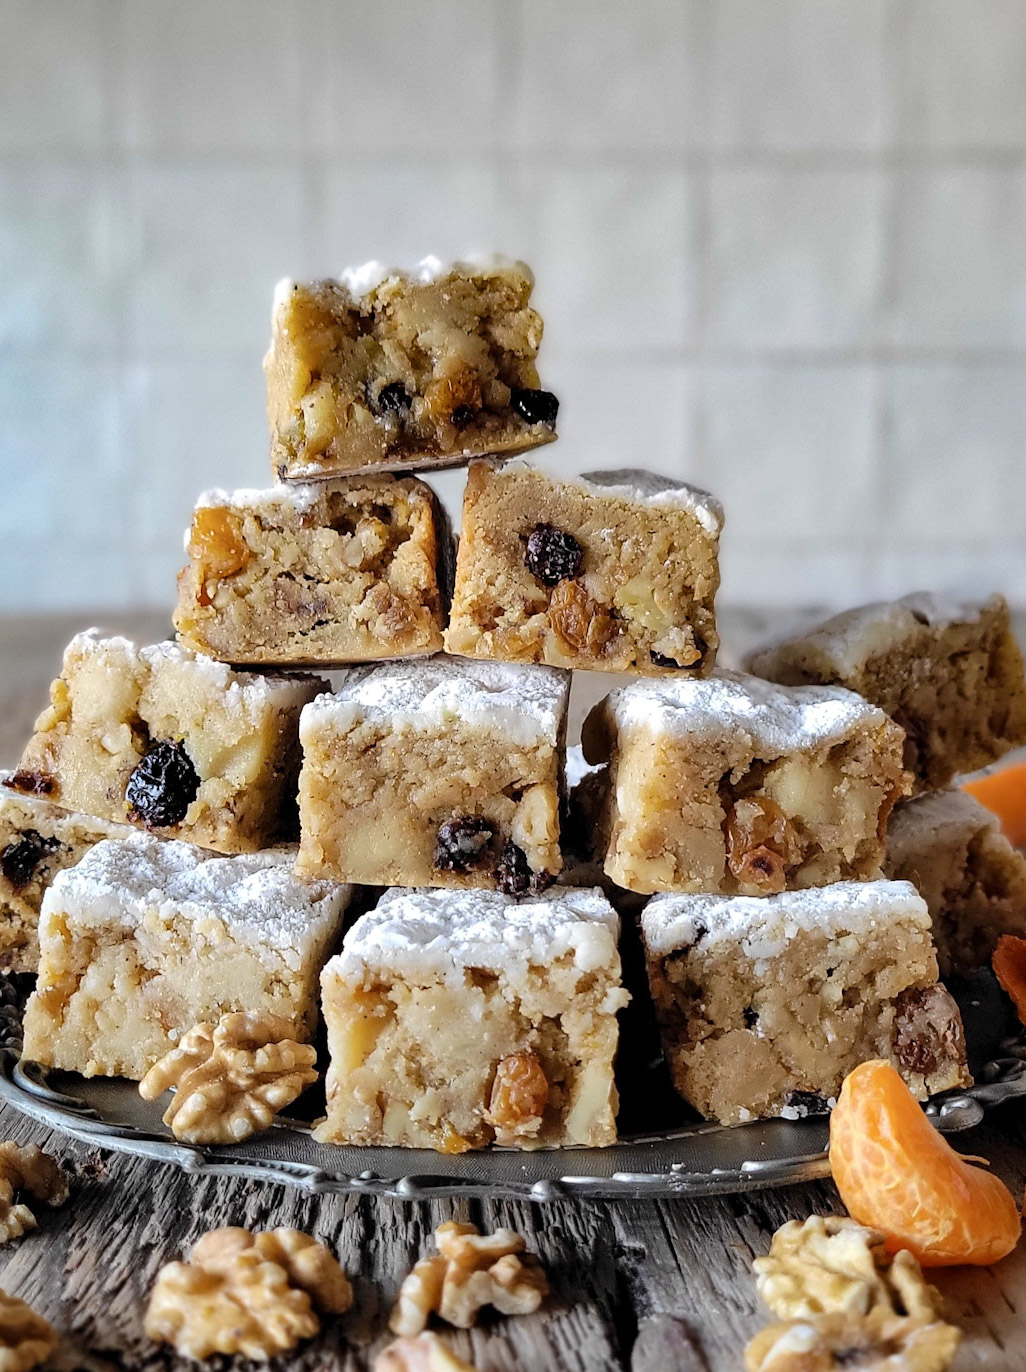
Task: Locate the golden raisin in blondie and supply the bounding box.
[314,886,628,1150]
[747,593,1026,794]
[885,789,1026,976]
[582,671,909,896]
[22,835,351,1079]
[445,462,722,675]
[295,657,569,890]
[174,476,453,666]
[265,258,557,479]
[15,630,325,854]
[0,774,134,972]
[641,882,970,1126]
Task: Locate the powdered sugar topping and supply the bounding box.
[576,468,724,535]
[338,255,533,299]
[194,484,324,518]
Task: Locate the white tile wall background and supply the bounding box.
[1,0,1025,613]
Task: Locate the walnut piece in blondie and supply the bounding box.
[0,1142,68,1246]
[445,462,722,676]
[744,1310,961,1372]
[390,1222,548,1336]
[266,259,557,480]
[23,835,350,1079]
[174,476,453,665]
[145,1226,351,1361]
[315,886,628,1151]
[11,630,326,853]
[375,1332,478,1372]
[139,1012,318,1144]
[746,592,1026,794]
[584,671,909,896]
[0,1290,58,1372]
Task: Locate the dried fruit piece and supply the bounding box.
[495,842,532,896]
[524,523,583,587]
[891,985,967,1078]
[126,740,201,829]
[510,387,559,427]
[548,579,615,656]
[486,1052,549,1143]
[375,382,412,416]
[0,831,60,889]
[992,934,1026,1027]
[1,773,54,798]
[725,796,799,893]
[433,817,494,873]
[189,507,250,583]
[829,1059,1021,1266]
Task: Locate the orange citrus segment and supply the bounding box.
[962,759,1026,846]
[829,1059,1021,1267]
[993,935,1026,1028]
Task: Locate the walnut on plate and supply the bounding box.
[744,1309,961,1372]
[0,1288,58,1372]
[374,1330,478,1372]
[138,1012,318,1145]
[753,1215,944,1323]
[144,1225,352,1361]
[0,1143,69,1246]
[390,1221,548,1337]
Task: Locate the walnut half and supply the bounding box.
[374,1331,478,1372]
[139,1012,318,1144]
[744,1310,961,1372]
[0,1289,57,1372]
[144,1226,352,1361]
[0,1142,68,1246]
[390,1222,548,1337]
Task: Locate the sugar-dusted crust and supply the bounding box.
[885,789,1026,976]
[265,258,557,480]
[12,630,326,854]
[297,658,570,889]
[22,835,351,1079]
[173,475,452,665]
[0,773,135,972]
[315,885,629,1150]
[641,881,970,1125]
[747,593,1026,792]
[444,460,722,676]
[583,671,909,896]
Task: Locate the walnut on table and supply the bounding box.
[138,1012,318,1145]
[744,1310,961,1372]
[0,1289,58,1372]
[144,1225,352,1361]
[390,1222,548,1337]
[0,1142,68,1246]
[374,1330,478,1372]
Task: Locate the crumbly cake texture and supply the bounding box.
[11,630,326,854]
[296,656,570,891]
[173,475,453,665]
[314,885,629,1150]
[445,461,722,676]
[0,774,135,973]
[885,789,1026,977]
[641,881,970,1125]
[22,835,351,1079]
[582,670,909,896]
[265,257,557,480]
[746,593,1026,793]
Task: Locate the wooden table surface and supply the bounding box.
[2,612,1025,1371]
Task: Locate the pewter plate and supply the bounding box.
[3,1025,1025,1202]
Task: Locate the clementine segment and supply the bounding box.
[993,935,1026,1028]
[829,1059,1021,1267]
[963,758,1026,846]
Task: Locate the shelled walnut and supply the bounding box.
[744,1310,961,1372]
[0,1143,68,1246]
[138,1012,318,1144]
[0,1289,57,1372]
[374,1331,478,1371]
[390,1222,548,1337]
[144,1226,351,1360]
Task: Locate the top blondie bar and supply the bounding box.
[265,257,559,480]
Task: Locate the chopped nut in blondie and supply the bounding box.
[139,1012,318,1144]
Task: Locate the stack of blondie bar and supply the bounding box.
[2,256,1025,1150]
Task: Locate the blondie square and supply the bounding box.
[582,671,908,896]
[746,593,1026,793]
[173,476,453,665]
[641,881,970,1126]
[314,885,628,1150]
[265,258,557,480]
[296,657,570,891]
[22,834,351,1079]
[11,631,326,854]
[445,462,722,675]
[0,773,134,973]
[885,789,1026,977]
